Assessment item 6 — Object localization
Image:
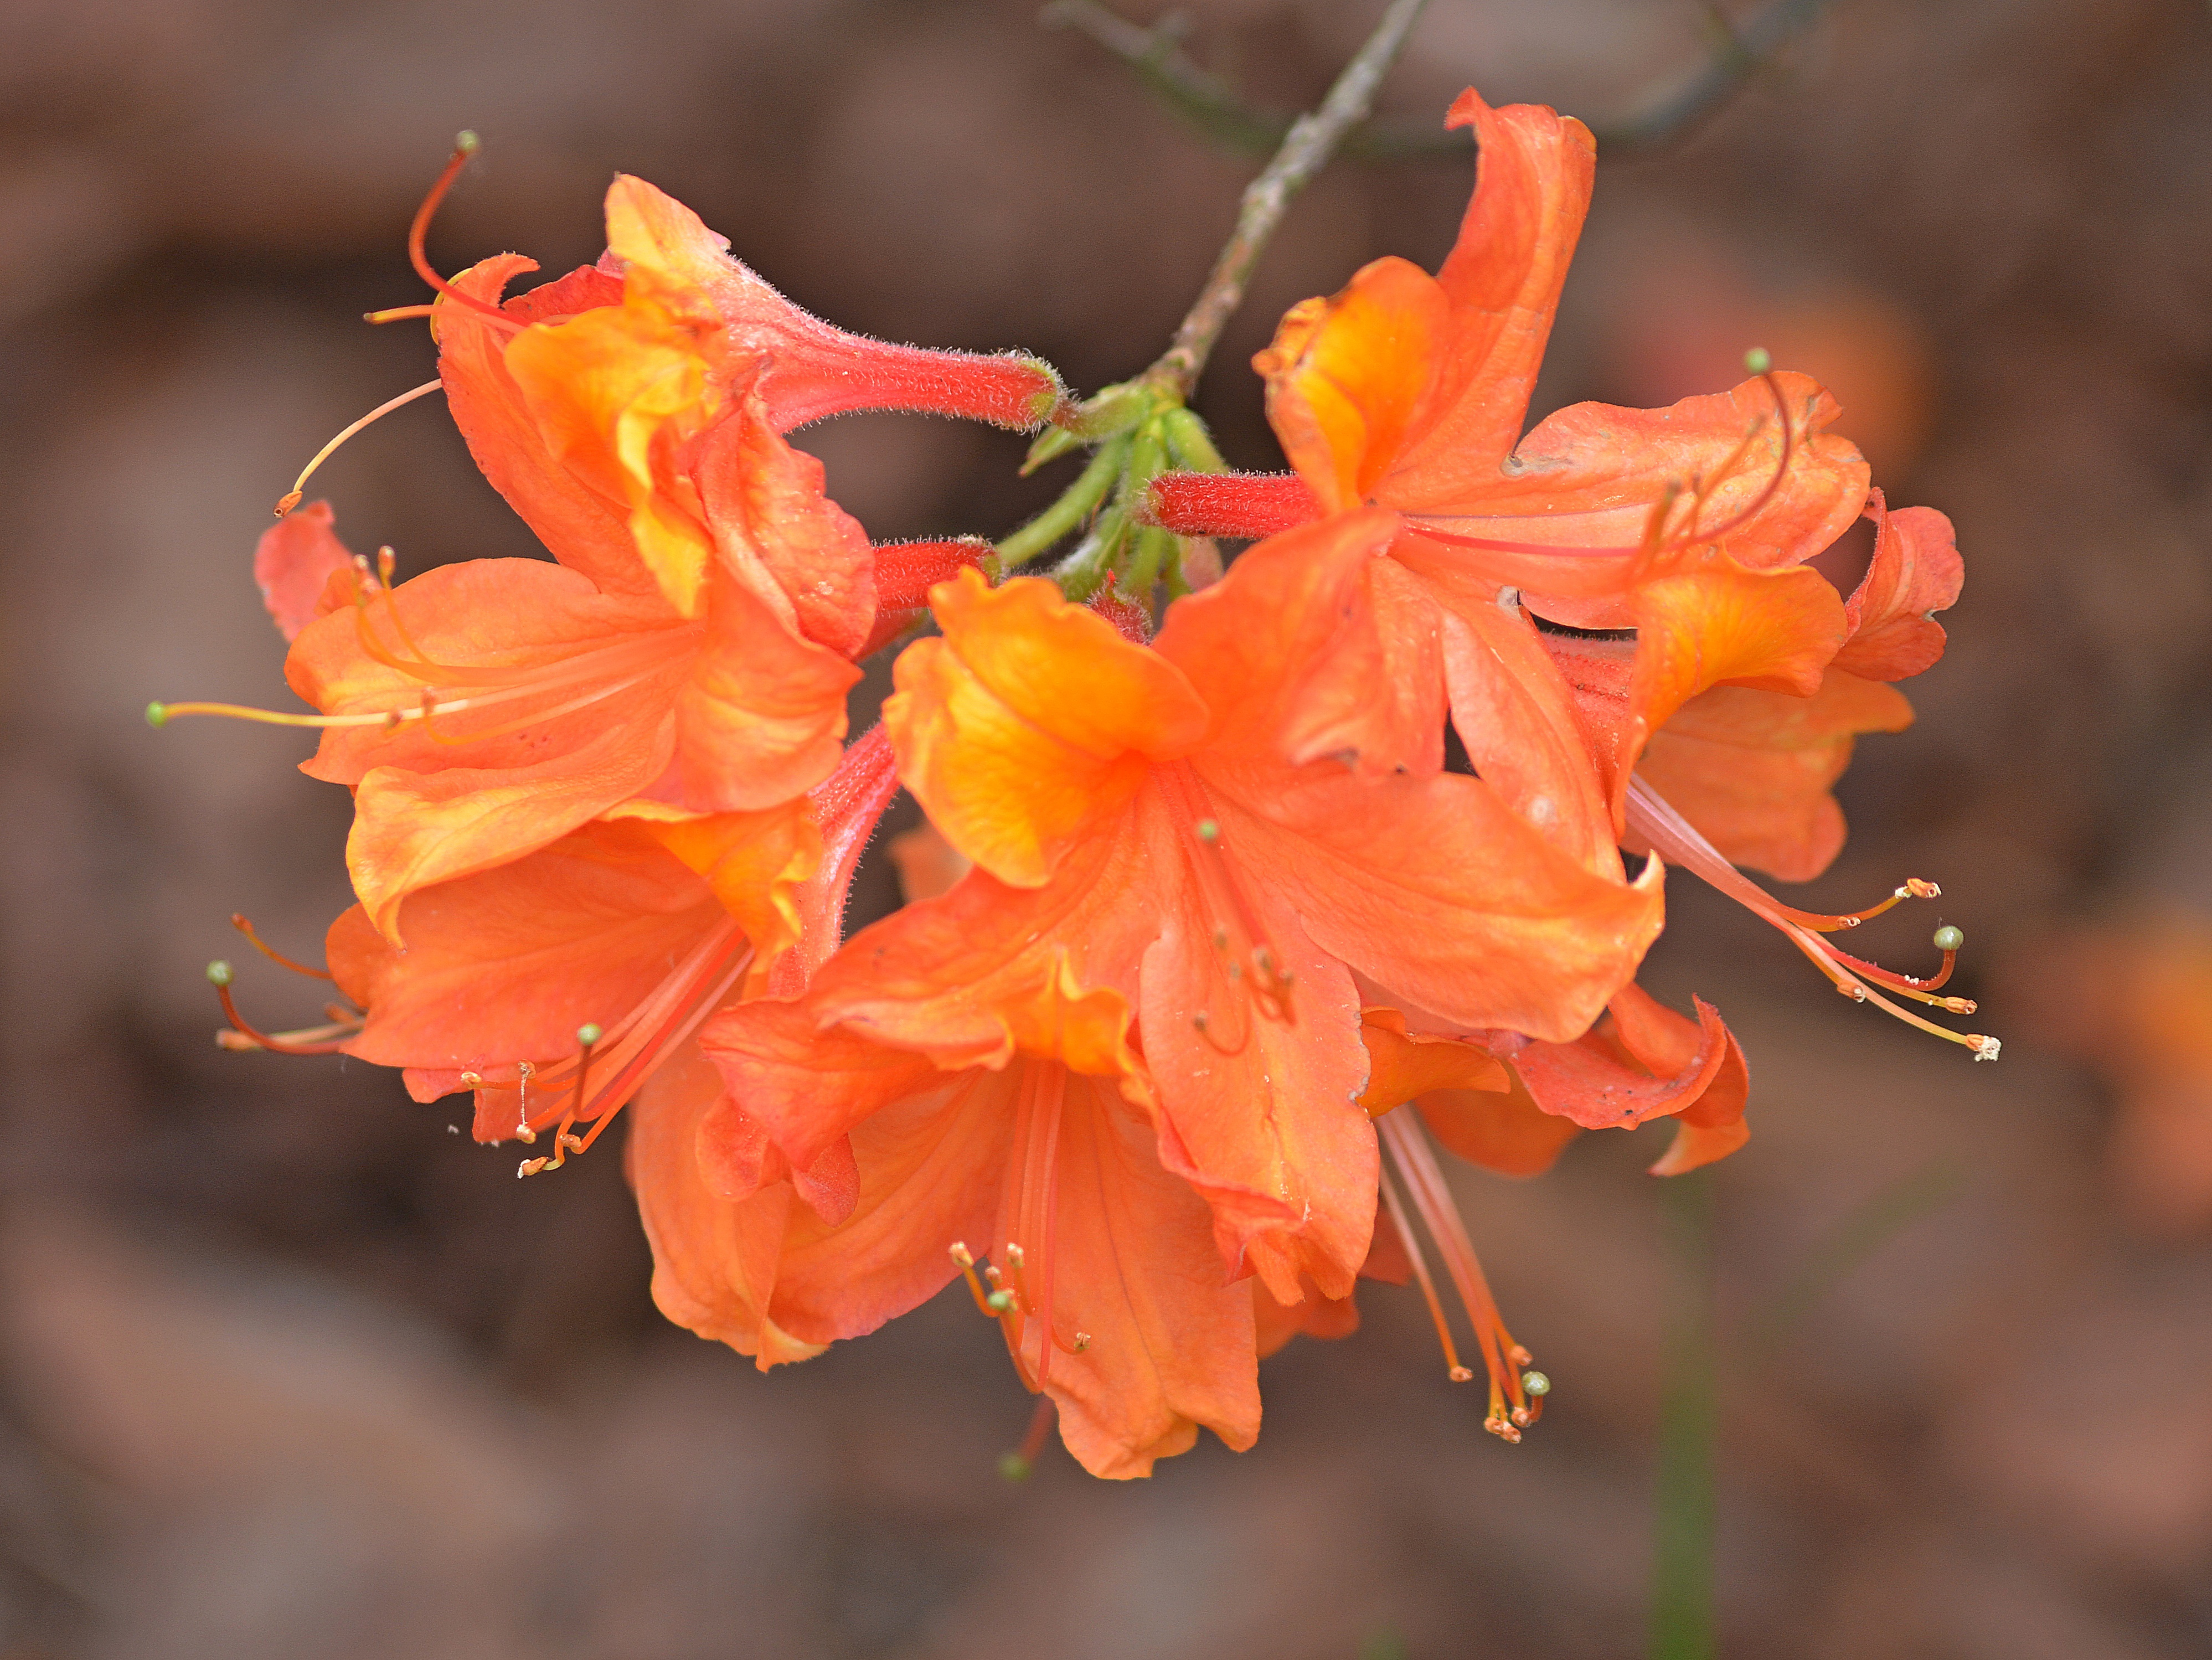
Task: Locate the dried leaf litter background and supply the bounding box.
[1,1,2210,1656]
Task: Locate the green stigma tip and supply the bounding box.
[1195,818,1220,842]
[576,1023,604,1046]
[996,1451,1033,1483]
[1521,1370,1551,1397]
[205,960,234,987]
[145,702,168,728]
[455,129,481,154]
[985,1289,1014,1313]
[1932,925,1964,952]
[1744,347,1772,375]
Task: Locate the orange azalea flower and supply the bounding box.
[1151,86,1986,1062]
[158,169,1044,943]
[695,517,1666,1456]
[1150,91,1871,849]
[212,728,899,1178]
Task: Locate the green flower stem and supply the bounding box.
[1652,1168,1717,1660]
[1160,405,1228,473]
[996,435,1132,566]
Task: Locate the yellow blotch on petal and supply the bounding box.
[884,572,1210,887]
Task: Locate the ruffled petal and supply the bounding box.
[692,373,877,657]
[1631,671,1914,881]
[1254,256,1449,513]
[1015,1073,1262,1479]
[328,820,720,1071]
[347,709,676,944]
[435,255,659,604]
[886,571,1209,886]
[626,1044,826,1367]
[1833,491,1963,681]
[1508,986,1744,1140]
[255,500,354,641]
[1382,92,1596,503]
[1404,375,1870,627]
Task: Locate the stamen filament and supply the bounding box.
[230,913,335,979]
[274,379,443,517]
[1379,1109,1537,1437]
[1377,1157,1475,1384]
[1627,776,1998,1060]
[207,962,355,1055]
[364,304,438,324]
[407,135,524,335]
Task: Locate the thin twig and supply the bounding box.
[1141,0,1434,398]
[1050,0,1841,166]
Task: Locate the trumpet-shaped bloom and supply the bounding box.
[1144,92,1945,884]
[703,517,1663,1358]
[227,176,1042,943]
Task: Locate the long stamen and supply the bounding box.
[406,133,524,334]
[273,379,444,517]
[229,913,334,979]
[205,960,357,1055]
[1377,1158,1475,1384]
[1379,1109,1540,1439]
[1627,776,1998,1060]
[517,1023,602,1178]
[363,304,437,325]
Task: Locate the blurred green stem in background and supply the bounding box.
[1651,1157,1966,1657]
[1651,1168,1718,1660]
[1750,1161,1964,1362]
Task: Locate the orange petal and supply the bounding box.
[885,571,1208,886]
[1510,991,1736,1132]
[1138,872,1377,1303]
[435,254,662,606]
[255,501,355,641]
[328,821,721,1071]
[692,374,877,657]
[1631,670,1914,881]
[1256,256,1448,513]
[609,794,821,967]
[1833,491,1963,681]
[1427,570,1621,874]
[347,710,677,945]
[886,822,970,904]
[1008,1072,1263,1479]
[1416,1080,1582,1179]
[671,563,860,812]
[1252,1275,1362,1359]
[1356,1007,1510,1113]
[762,1067,1009,1345]
[501,272,726,617]
[1383,91,1596,503]
[1406,375,1869,626]
[1616,553,1849,818]
[625,1042,826,1368]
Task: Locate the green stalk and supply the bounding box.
[1651,1168,1716,1660]
[996,435,1132,566]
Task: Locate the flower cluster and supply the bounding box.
[166,92,1982,1479]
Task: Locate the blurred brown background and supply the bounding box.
[3,0,2210,1655]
